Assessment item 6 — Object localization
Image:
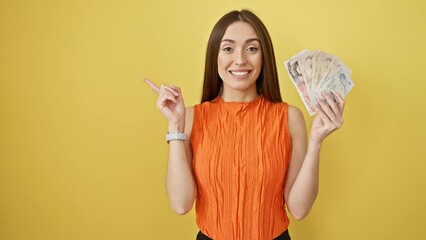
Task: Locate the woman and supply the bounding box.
[145,9,344,240]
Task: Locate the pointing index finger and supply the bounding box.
[143,78,160,94]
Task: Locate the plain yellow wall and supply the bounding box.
[1,0,425,239]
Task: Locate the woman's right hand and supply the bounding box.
[144,78,186,131]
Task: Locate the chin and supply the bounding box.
[224,81,257,92]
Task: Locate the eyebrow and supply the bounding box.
[221,38,260,44]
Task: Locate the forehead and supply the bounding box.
[222,21,259,41]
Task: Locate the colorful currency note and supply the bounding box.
[285,49,354,116]
[284,50,315,115]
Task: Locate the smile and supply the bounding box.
[229,70,251,76]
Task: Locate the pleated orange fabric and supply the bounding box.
[190,95,293,240]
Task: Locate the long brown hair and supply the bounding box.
[201,10,282,103]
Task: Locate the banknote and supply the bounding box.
[312,51,333,95]
[284,49,354,116]
[312,67,354,104]
[284,50,315,115]
[297,50,317,95]
[322,70,354,97]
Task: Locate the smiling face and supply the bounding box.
[217,21,263,99]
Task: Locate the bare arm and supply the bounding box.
[144,78,197,215]
[285,91,345,220]
[284,106,314,220]
[165,107,196,215]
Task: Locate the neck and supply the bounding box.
[220,88,259,102]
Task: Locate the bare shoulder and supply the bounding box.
[288,105,304,121]
[185,106,195,135]
[287,105,306,137]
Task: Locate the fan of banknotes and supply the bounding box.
[284,49,354,116]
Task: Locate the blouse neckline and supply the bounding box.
[212,95,264,105]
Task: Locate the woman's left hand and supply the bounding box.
[310,90,345,143]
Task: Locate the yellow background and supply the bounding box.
[1,0,425,239]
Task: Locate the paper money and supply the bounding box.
[284,49,354,116]
[285,50,314,114]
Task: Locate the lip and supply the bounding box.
[228,69,253,79]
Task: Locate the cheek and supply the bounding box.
[252,54,263,78]
[217,56,232,76]
[249,52,263,69]
[217,54,227,67]
[256,53,263,67]
[217,55,227,78]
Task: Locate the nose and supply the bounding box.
[234,48,247,65]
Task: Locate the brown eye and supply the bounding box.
[222,47,233,52]
[247,47,258,52]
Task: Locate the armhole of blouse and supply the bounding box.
[283,102,293,165]
[190,104,199,154]
[283,102,290,139]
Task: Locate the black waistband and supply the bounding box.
[196,229,291,240]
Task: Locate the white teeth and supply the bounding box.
[230,71,249,76]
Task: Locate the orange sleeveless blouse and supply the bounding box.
[190,95,293,240]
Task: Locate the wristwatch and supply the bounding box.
[166,132,188,142]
